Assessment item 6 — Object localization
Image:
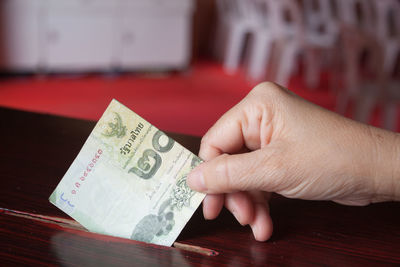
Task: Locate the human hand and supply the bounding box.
[187,82,400,241]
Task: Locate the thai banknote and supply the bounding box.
[49,99,205,246]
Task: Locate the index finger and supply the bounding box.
[200,88,274,160]
[199,105,245,160]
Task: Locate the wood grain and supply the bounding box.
[0,107,399,266]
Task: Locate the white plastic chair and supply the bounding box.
[245,0,274,82]
[333,0,384,121]
[215,0,260,74]
[373,0,400,131]
[247,0,304,86]
[302,0,340,89]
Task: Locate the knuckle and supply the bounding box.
[200,134,210,148]
[251,82,280,95]
[199,134,219,160]
[216,155,235,191]
[260,147,292,192]
[250,81,288,100]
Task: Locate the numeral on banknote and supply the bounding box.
[129,130,175,179]
[152,130,174,153]
[129,149,161,179]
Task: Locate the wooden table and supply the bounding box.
[1,107,399,266]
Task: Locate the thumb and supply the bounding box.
[187,151,271,194]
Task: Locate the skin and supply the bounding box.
[187,82,400,241]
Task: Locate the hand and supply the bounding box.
[187,82,400,241]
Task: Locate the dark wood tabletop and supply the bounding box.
[0,107,399,266]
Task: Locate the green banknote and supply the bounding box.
[49,99,205,246]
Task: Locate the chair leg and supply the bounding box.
[383,102,398,131]
[214,21,226,61]
[247,34,272,82]
[354,85,377,124]
[336,89,351,115]
[305,48,320,89]
[275,42,298,87]
[335,46,359,115]
[224,26,246,74]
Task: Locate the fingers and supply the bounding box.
[224,192,254,226]
[193,83,283,241]
[250,202,273,241]
[223,191,273,241]
[198,107,245,160]
[188,150,275,194]
[199,85,276,160]
[248,191,273,241]
[202,194,224,220]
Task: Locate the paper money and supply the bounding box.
[49,99,205,246]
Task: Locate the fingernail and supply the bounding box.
[231,209,245,226]
[187,167,206,192]
[250,223,259,239]
[229,200,245,226]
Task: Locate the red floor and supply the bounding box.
[0,61,396,136]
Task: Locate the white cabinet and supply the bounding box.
[117,0,193,70]
[0,0,194,72]
[118,15,191,70]
[44,11,116,71]
[0,0,41,71]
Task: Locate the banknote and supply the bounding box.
[49,99,205,246]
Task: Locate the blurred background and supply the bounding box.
[0,0,399,136]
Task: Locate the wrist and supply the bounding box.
[369,126,400,203]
